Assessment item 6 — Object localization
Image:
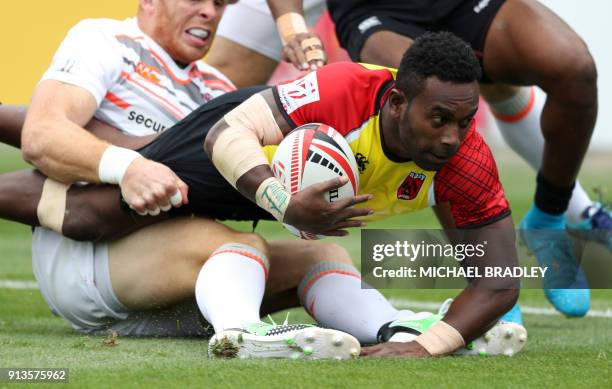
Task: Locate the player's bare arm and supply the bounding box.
[0,104,27,148]
[204,88,372,236]
[363,216,519,358]
[266,0,326,70]
[21,80,188,216]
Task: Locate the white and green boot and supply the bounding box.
[208,321,360,360]
[377,310,528,357]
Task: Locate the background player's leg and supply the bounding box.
[206,37,279,88]
[360,31,413,68]
[482,0,597,189]
[482,84,594,224]
[0,104,27,148]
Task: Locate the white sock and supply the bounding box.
[298,261,412,344]
[488,86,593,222]
[195,243,268,334]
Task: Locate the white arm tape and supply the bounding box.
[98,145,141,184]
[255,177,291,222]
[276,12,308,45]
[211,94,283,187]
[37,178,69,233]
[415,321,465,356]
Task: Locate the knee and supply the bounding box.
[233,232,270,259]
[548,45,597,101]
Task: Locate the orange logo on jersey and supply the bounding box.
[135,62,161,84]
[397,172,426,200]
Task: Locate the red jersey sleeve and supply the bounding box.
[273,62,394,136]
[434,127,511,228]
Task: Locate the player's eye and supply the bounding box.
[431,116,445,127]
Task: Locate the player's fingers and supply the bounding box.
[287,39,308,70]
[176,178,189,205]
[316,175,349,193]
[283,46,302,71]
[320,229,349,237]
[331,220,367,230]
[360,345,382,356]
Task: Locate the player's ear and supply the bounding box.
[387,88,408,119]
[139,0,155,14]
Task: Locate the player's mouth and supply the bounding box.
[427,151,450,164]
[185,28,210,46]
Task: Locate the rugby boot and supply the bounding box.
[567,202,612,252]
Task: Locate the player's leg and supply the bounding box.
[206,37,279,88]
[206,0,282,87]
[481,0,596,316]
[483,0,597,189]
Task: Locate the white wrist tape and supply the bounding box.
[255,177,291,222]
[212,94,283,187]
[37,178,69,233]
[276,12,308,45]
[98,145,141,184]
[415,321,465,356]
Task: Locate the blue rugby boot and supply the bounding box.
[567,202,612,252]
[499,304,523,325]
[520,204,590,317]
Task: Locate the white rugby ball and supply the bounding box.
[271,123,360,239]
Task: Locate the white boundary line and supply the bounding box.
[1,279,611,318]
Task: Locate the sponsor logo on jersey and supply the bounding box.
[135,62,161,85]
[128,110,167,133]
[474,0,491,13]
[397,172,427,200]
[277,71,320,114]
[358,16,382,34]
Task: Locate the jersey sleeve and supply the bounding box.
[273,62,393,135]
[40,19,123,105]
[434,128,511,228]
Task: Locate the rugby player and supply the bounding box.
[325,0,610,318]
[3,32,526,357]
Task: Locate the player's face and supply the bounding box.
[146,0,228,65]
[399,78,479,171]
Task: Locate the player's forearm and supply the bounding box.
[266,0,304,20]
[22,115,110,183]
[204,92,289,221]
[0,104,27,148]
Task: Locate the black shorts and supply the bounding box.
[136,86,274,222]
[327,0,505,82]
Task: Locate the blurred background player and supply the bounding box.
[207,0,328,87]
[326,0,609,318]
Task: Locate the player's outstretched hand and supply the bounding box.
[284,176,373,236]
[120,158,189,216]
[282,32,327,71]
[361,341,431,358]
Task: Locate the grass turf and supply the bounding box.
[1,143,611,388]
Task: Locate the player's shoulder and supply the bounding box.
[68,18,127,35]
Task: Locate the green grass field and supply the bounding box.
[1,143,611,388]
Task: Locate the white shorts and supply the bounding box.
[32,228,212,337]
[217,0,326,61]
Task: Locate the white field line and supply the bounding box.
[1,279,611,318]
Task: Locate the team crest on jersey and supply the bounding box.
[135,62,161,84]
[397,172,427,200]
[277,71,320,114]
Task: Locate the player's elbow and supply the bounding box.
[21,122,50,166]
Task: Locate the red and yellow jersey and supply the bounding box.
[267,62,509,228]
